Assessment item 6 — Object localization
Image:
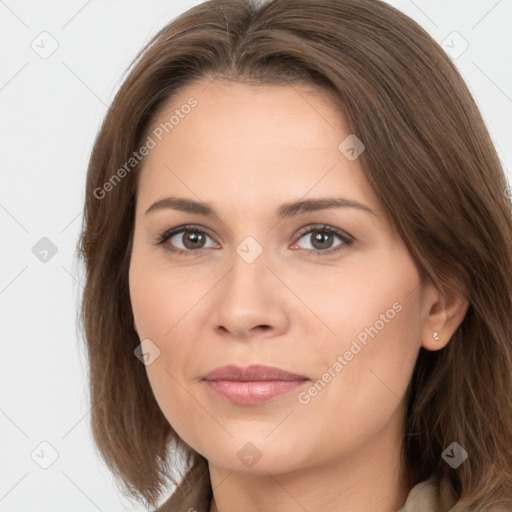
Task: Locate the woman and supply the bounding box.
[77,0,512,510]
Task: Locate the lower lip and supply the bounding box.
[203,379,308,405]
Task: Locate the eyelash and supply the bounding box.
[153,223,354,257]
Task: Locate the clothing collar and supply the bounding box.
[156,472,455,512]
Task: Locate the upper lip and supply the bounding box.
[202,364,308,382]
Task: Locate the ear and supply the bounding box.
[421,280,469,351]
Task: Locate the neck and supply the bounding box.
[208,409,410,512]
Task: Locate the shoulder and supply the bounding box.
[396,473,455,512]
[154,483,211,512]
[153,464,211,512]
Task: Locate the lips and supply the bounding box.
[201,364,308,382]
[201,364,309,405]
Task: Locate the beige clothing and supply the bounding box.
[156,472,456,512]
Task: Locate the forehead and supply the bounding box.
[148,79,347,148]
[136,79,377,213]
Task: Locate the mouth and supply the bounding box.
[201,364,310,405]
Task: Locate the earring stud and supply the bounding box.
[433,331,440,341]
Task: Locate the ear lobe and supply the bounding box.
[421,282,470,351]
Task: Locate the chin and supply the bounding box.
[195,434,308,475]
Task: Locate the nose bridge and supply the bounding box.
[212,239,287,336]
[225,239,271,302]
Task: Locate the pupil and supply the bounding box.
[184,231,204,249]
[312,230,332,250]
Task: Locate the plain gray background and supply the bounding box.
[1,0,511,510]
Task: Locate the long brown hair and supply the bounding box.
[77,0,512,509]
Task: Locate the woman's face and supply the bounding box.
[129,79,435,475]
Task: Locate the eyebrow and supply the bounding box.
[145,196,376,220]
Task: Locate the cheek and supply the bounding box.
[299,256,421,353]
[129,254,203,339]
[299,254,423,410]
[291,300,422,464]
[129,260,209,441]
[142,340,215,455]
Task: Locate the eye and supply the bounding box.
[154,223,354,257]
[155,224,218,254]
[291,225,354,256]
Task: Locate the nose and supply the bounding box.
[210,246,290,341]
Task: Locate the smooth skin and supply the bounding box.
[128,79,468,512]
